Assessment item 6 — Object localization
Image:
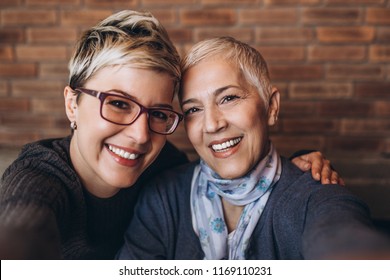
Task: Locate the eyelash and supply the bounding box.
[221,94,240,103]
[183,107,199,116]
[183,94,241,116]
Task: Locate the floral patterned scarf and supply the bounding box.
[190,143,282,259]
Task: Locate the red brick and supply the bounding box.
[196,28,254,42]
[325,0,385,4]
[366,8,390,25]
[327,137,383,153]
[289,82,353,99]
[12,80,64,98]
[271,135,324,156]
[265,0,320,5]
[180,9,237,26]
[0,63,37,78]
[39,63,69,79]
[377,28,390,42]
[0,129,41,147]
[31,98,65,115]
[0,46,14,61]
[269,65,324,81]
[26,0,80,5]
[308,45,366,62]
[318,101,374,117]
[240,9,298,25]
[2,10,57,26]
[0,97,30,112]
[61,10,113,27]
[257,46,305,62]
[201,0,259,5]
[16,46,67,61]
[0,81,8,97]
[283,119,339,134]
[85,0,136,8]
[279,101,317,117]
[370,45,390,62]
[302,8,361,24]
[0,29,25,43]
[0,0,23,7]
[317,27,375,43]
[341,119,390,136]
[256,27,314,44]
[27,28,78,44]
[327,65,384,80]
[374,101,390,117]
[355,82,390,99]
[149,10,177,26]
[142,0,197,6]
[1,113,55,128]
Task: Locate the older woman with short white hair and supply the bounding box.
[117,36,390,260]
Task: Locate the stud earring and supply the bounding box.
[70,121,77,130]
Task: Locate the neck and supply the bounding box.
[221,198,244,233]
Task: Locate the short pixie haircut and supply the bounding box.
[68,10,181,97]
[180,36,273,109]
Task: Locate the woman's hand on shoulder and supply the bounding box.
[291,151,345,186]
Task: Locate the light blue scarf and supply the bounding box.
[190,143,282,259]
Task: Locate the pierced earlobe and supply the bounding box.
[70,121,77,130]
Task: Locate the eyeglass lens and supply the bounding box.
[102,95,178,134]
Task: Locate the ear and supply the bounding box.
[64,86,78,123]
[267,86,280,126]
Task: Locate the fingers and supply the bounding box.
[303,151,324,181]
[291,156,312,172]
[291,151,346,186]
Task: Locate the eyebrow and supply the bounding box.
[181,85,240,106]
[107,89,174,109]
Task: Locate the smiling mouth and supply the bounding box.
[107,144,140,160]
[211,137,242,152]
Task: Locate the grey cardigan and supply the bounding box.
[117,157,390,259]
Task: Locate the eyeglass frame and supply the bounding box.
[72,87,183,135]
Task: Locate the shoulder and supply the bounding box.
[2,136,74,179]
[0,136,79,206]
[140,161,198,201]
[270,157,369,217]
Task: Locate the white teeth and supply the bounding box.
[108,145,140,160]
[211,137,242,152]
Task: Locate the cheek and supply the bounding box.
[184,120,200,146]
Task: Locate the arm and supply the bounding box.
[0,167,64,259]
[290,150,345,186]
[0,203,61,259]
[301,185,390,259]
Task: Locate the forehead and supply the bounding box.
[181,58,247,98]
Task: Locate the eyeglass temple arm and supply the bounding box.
[75,88,102,99]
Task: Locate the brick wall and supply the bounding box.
[1,0,390,218]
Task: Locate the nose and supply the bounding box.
[123,111,151,144]
[203,106,227,133]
